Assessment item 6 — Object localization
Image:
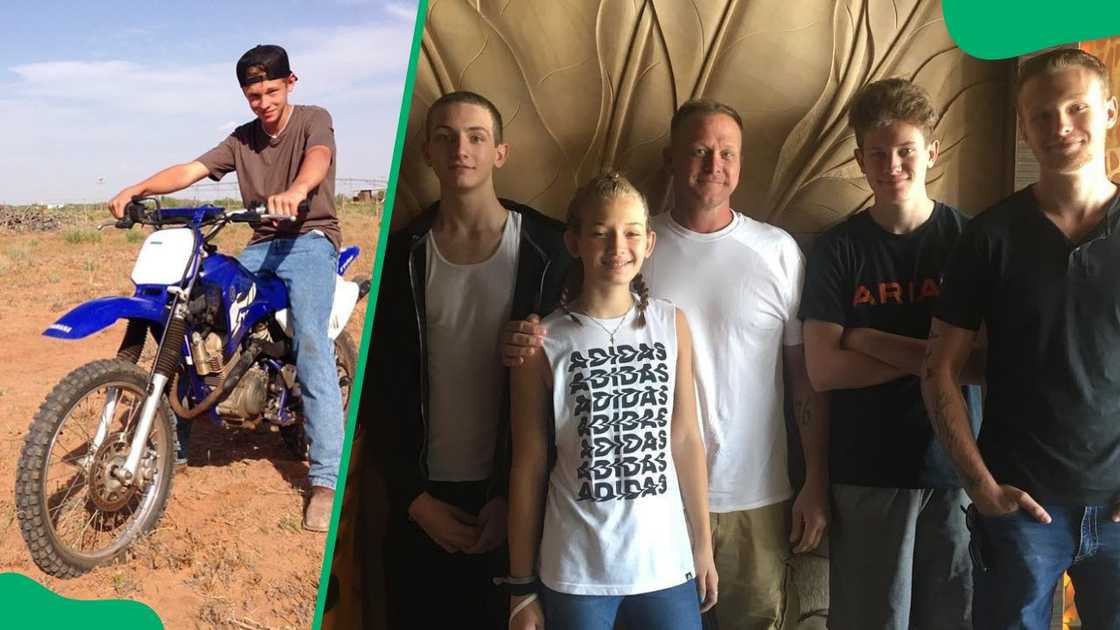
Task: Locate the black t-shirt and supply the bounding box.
[800,203,982,489]
[936,186,1120,506]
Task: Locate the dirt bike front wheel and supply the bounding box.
[15,359,176,578]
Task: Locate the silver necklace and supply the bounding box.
[578,302,634,346]
[265,106,293,139]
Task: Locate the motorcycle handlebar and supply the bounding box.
[114,200,148,229]
[114,199,309,228]
[231,200,310,224]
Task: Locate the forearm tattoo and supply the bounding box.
[794,396,813,430]
[922,330,939,380]
[922,329,984,491]
[927,379,984,492]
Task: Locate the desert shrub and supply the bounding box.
[62,228,102,244]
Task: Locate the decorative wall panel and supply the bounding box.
[396,0,1012,240]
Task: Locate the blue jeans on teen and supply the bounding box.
[972,504,1120,630]
[541,579,702,630]
[237,232,344,489]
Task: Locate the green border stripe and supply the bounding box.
[310,0,427,628]
[943,0,1120,60]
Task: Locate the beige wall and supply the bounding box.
[395,0,1013,241]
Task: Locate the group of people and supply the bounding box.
[370,47,1120,630]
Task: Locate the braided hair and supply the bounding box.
[560,171,652,328]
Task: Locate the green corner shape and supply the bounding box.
[0,573,163,629]
[943,0,1120,59]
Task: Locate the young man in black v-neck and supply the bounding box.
[924,49,1120,629]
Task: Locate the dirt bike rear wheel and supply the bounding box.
[280,331,359,460]
[15,359,176,577]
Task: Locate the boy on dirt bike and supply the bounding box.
[107,44,343,532]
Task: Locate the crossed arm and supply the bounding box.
[803,320,986,392]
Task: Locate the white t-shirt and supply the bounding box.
[539,298,695,595]
[424,211,522,481]
[644,211,804,512]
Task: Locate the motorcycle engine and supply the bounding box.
[215,365,270,420]
[190,331,224,375]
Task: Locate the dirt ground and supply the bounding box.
[0,204,378,629]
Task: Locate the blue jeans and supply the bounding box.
[971,504,1120,630]
[236,232,345,489]
[541,579,702,630]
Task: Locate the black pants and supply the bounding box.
[383,480,507,630]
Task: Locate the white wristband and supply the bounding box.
[509,593,539,625]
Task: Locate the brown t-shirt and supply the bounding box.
[196,104,340,249]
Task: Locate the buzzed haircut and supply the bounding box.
[425,91,504,144]
[670,99,743,143]
[848,78,939,147]
[1016,47,1112,101]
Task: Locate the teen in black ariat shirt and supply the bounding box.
[801,78,984,630]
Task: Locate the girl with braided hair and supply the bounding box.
[506,172,716,630]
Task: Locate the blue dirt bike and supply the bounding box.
[15,198,369,577]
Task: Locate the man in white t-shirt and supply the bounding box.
[505,101,829,630]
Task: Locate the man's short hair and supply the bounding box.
[1016,48,1112,102]
[848,78,939,147]
[425,91,504,144]
[670,100,744,143]
[236,44,292,87]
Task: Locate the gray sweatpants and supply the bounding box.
[828,485,972,630]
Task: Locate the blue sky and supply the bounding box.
[0,0,418,203]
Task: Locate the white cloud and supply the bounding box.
[8,60,235,116]
[384,2,418,20]
[0,18,412,204]
[287,22,413,97]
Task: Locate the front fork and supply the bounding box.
[111,305,188,484]
[90,389,119,452]
[117,373,170,481]
[85,317,151,463]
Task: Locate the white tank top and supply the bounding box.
[424,211,521,481]
[539,298,695,595]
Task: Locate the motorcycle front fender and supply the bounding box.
[338,245,360,275]
[43,296,167,340]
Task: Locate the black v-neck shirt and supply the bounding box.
[937,185,1120,505]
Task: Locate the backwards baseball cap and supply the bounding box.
[236,44,294,87]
